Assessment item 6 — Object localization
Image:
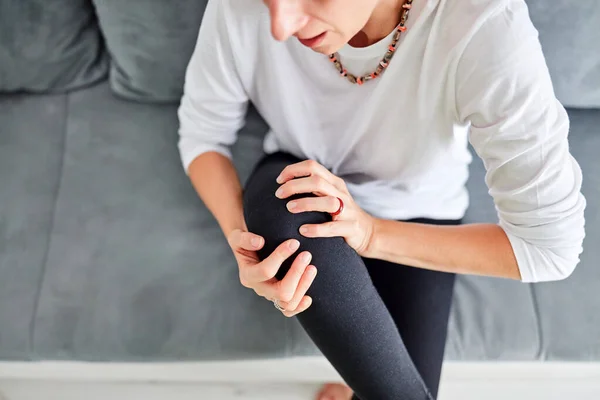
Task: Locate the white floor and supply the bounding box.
[1,359,600,400]
[2,379,600,400]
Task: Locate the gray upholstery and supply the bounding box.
[0,0,599,365]
[1,81,598,362]
[529,110,600,361]
[0,0,108,93]
[0,92,68,359]
[446,110,600,361]
[527,0,600,108]
[30,83,284,361]
[92,0,208,103]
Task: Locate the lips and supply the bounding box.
[298,32,326,48]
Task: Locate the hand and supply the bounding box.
[227,229,318,317]
[275,160,377,257]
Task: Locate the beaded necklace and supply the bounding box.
[328,0,414,85]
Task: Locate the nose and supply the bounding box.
[268,0,309,41]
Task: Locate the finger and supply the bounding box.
[227,229,243,249]
[281,265,317,311]
[300,221,354,238]
[287,196,341,214]
[245,239,300,284]
[236,231,265,251]
[275,160,314,184]
[283,296,313,318]
[275,251,312,302]
[276,160,342,188]
[276,175,338,199]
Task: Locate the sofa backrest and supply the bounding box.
[0,0,108,93]
[0,0,207,103]
[527,0,600,109]
[91,0,208,103]
[0,0,598,108]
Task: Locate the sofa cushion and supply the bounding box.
[527,109,600,361]
[0,92,68,359]
[92,0,208,104]
[527,0,600,108]
[445,143,541,361]
[30,83,292,361]
[0,0,108,93]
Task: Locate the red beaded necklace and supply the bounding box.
[328,0,414,85]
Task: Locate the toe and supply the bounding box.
[316,383,353,400]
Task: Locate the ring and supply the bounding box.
[273,299,286,312]
[330,197,344,217]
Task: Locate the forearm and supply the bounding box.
[368,219,522,280]
[188,152,246,238]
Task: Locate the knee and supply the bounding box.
[244,185,330,256]
[244,188,360,281]
[242,160,360,280]
[243,160,328,244]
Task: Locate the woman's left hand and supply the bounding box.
[275,160,377,257]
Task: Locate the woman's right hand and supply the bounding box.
[227,229,318,317]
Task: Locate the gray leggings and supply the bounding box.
[243,152,460,400]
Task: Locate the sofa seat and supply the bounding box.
[0,81,598,362]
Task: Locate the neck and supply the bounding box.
[349,0,405,48]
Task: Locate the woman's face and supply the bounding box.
[263,0,381,54]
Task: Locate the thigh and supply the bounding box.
[363,218,461,399]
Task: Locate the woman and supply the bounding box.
[178,0,587,398]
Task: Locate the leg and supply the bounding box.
[363,218,461,399]
[243,153,433,400]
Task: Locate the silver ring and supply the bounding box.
[273,299,286,312]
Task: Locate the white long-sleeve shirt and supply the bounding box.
[178,0,587,282]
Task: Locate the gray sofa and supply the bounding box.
[0,0,599,365]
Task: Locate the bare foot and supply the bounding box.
[315,383,353,400]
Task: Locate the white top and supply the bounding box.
[178,0,587,282]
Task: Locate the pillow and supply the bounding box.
[92,0,208,103]
[0,0,108,93]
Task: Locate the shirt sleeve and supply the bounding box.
[455,0,587,282]
[177,0,248,174]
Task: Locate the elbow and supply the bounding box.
[529,242,584,283]
[540,203,587,282]
[547,251,580,281]
[515,244,583,283]
[501,192,587,283]
[501,218,586,283]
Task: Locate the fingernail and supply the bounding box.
[276,175,283,184]
[289,239,300,251]
[309,266,317,276]
[275,188,283,198]
[251,237,261,248]
[287,201,297,211]
[299,226,309,235]
[301,252,311,263]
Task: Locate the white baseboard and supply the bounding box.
[439,362,600,400]
[0,381,320,400]
[0,357,341,384]
[1,359,600,400]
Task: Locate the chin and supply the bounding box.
[312,41,344,55]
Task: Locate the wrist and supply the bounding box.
[363,217,383,259]
[222,218,247,243]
